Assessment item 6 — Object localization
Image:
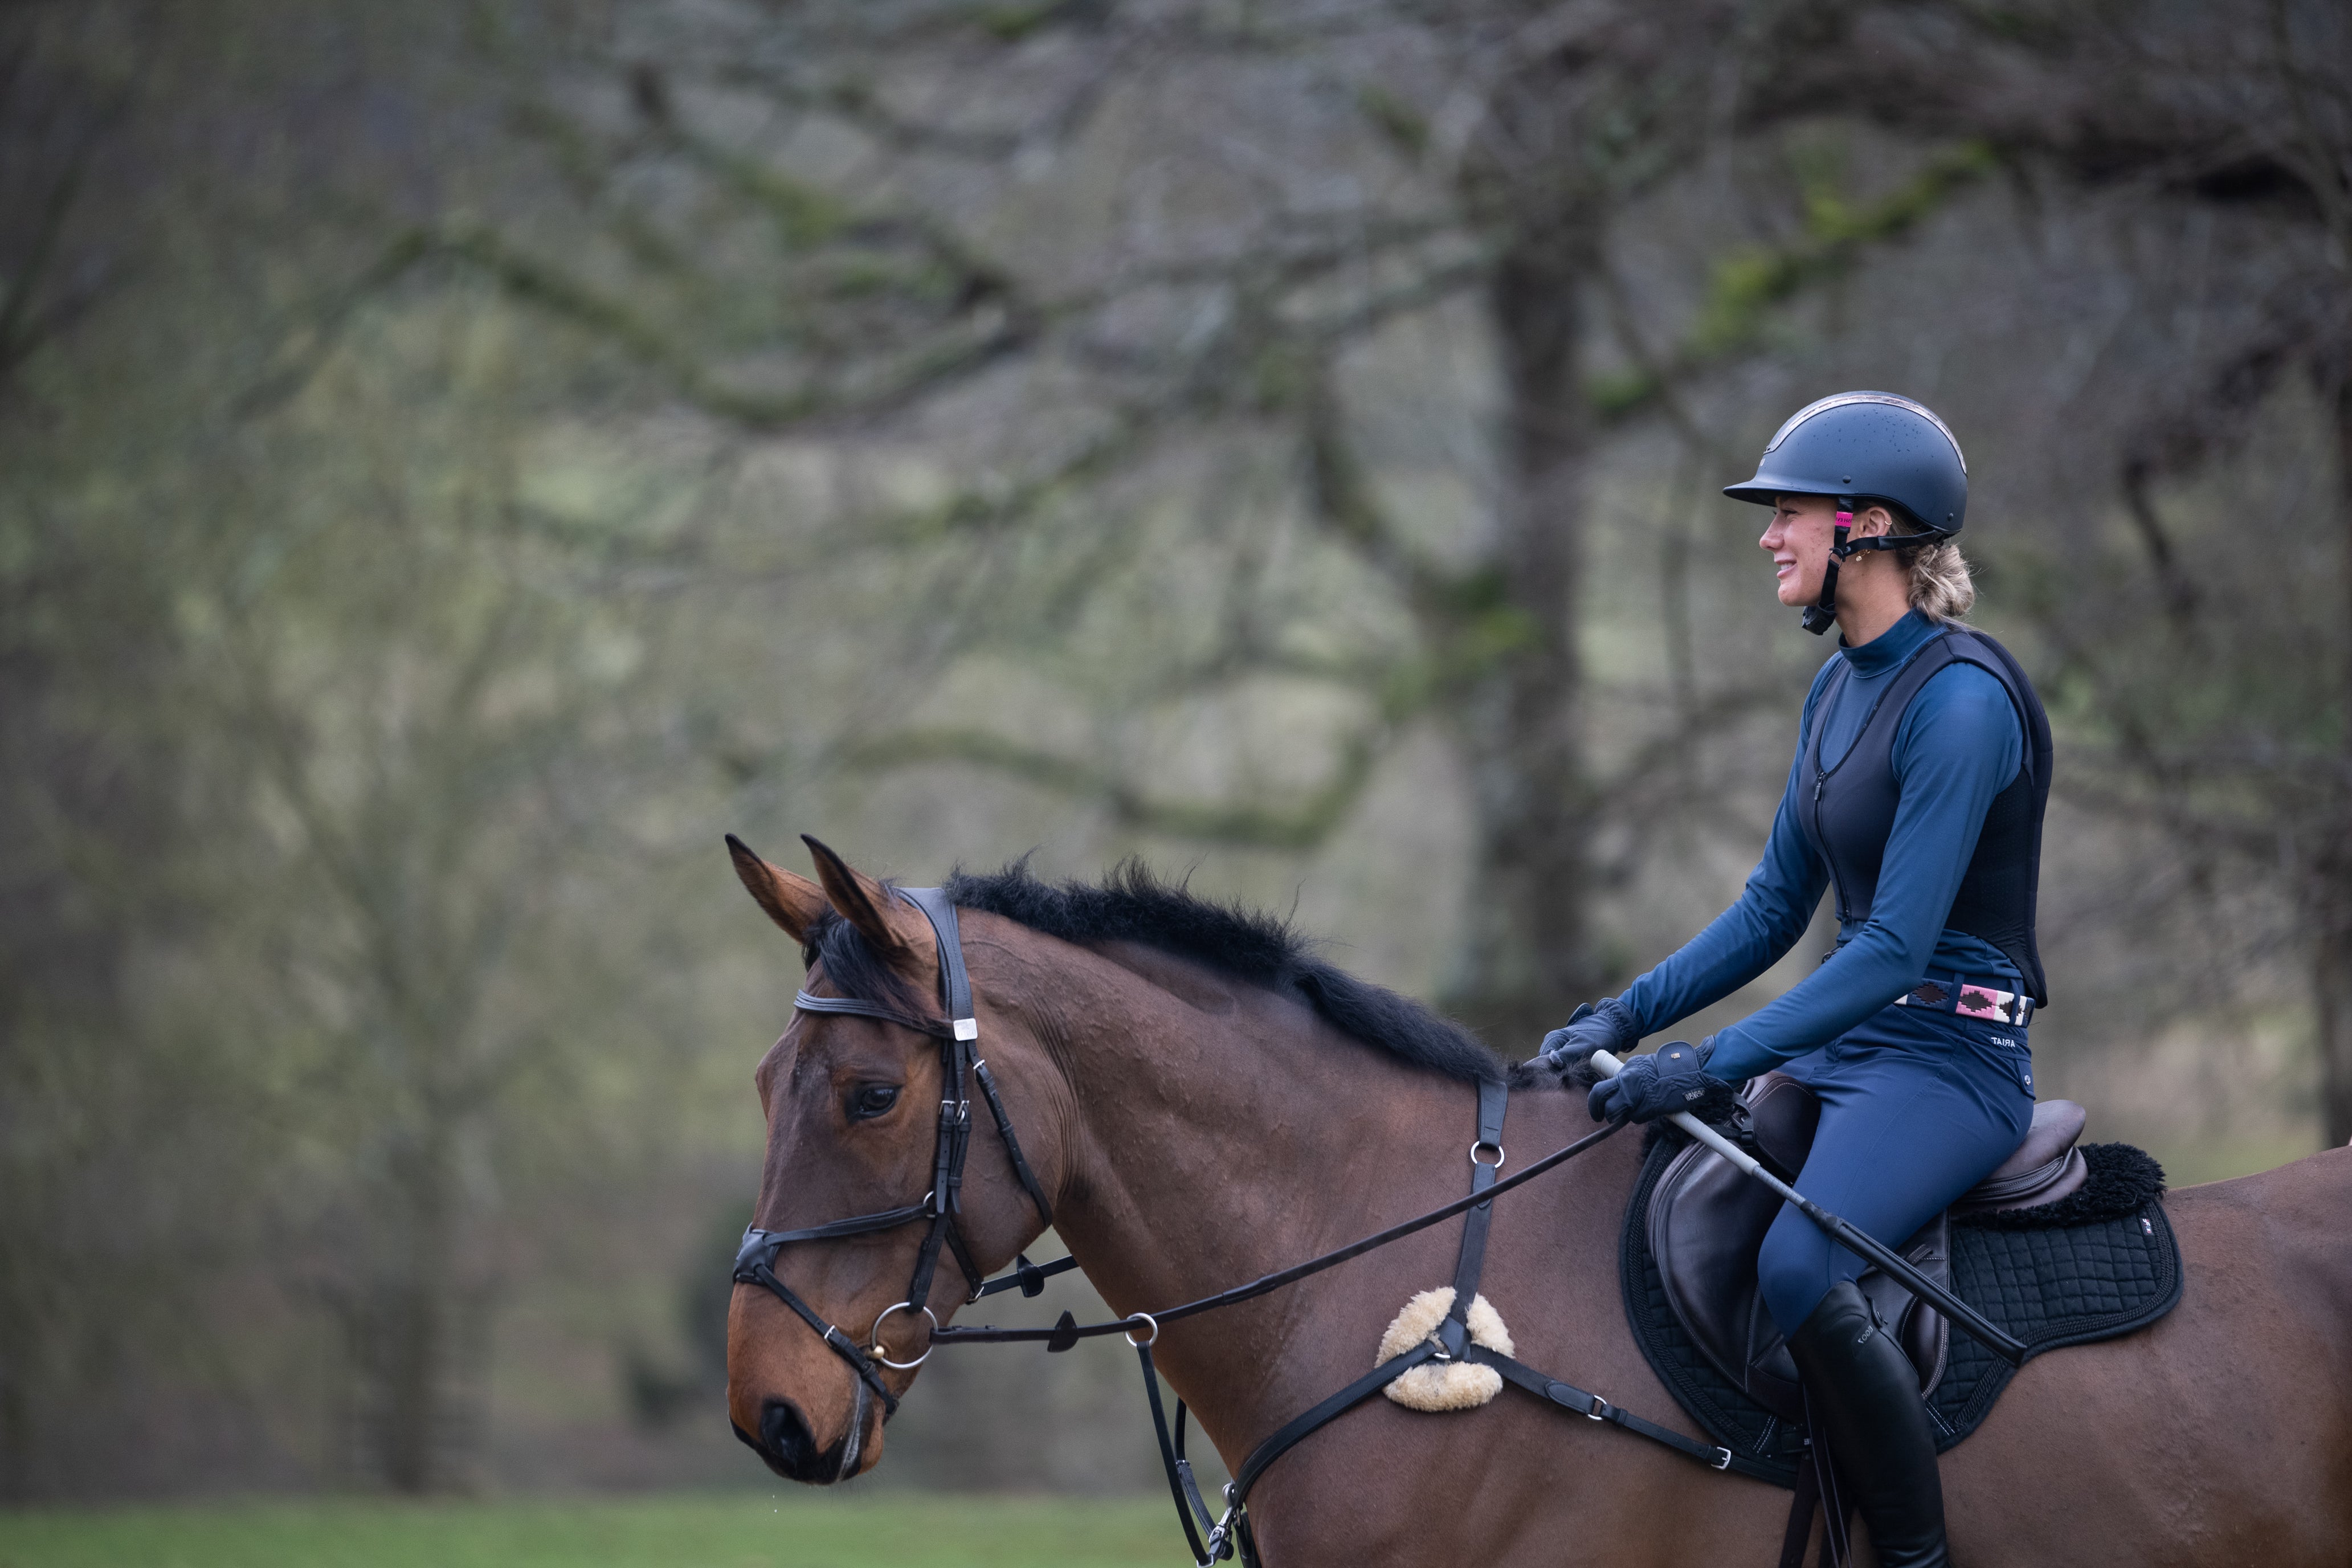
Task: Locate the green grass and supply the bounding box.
[0,1494,1193,1568]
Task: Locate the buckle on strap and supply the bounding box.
[1712,1447,1734,1471]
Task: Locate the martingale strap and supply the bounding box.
[1460,1345,1771,1479]
[1442,1077,1509,1354]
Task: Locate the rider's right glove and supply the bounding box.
[1586,1040,1713,1124]
[1537,996,1638,1073]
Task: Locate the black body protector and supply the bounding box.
[1796,623,2055,1006]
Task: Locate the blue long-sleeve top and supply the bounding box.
[1620,609,2024,1081]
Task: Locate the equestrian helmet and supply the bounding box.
[1722,391,1967,536]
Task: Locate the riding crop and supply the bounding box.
[1587,1048,2029,1367]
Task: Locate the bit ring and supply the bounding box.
[869,1301,939,1369]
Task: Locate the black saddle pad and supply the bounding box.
[1618,1130,2184,1488]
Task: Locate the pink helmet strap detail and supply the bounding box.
[1801,496,1859,636]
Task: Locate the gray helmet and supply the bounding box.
[1723,391,1967,535]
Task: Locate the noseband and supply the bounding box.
[731,886,1060,1460]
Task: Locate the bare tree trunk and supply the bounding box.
[2320,377,2352,1148]
[1444,222,1607,1050]
[2318,847,2352,1149]
[377,1128,456,1493]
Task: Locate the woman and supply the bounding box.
[1546,392,2051,1568]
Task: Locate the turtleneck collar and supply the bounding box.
[1838,607,1939,678]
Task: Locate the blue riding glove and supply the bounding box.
[1587,1040,1714,1124]
[1538,997,1639,1072]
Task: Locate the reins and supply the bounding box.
[734,889,1773,1567]
[928,1117,1625,1348]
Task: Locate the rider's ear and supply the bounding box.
[726,834,831,941]
[801,834,924,960]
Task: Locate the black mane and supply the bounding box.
[803,860,1503,1085]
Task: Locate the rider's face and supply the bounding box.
[1757,494,1892,607]
[1759,495,1836,607]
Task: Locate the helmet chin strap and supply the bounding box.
[1799,497,1953,636]
[1799,497,1856,636]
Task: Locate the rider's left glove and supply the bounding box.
[1587,1039,1715,1125]
[1537,997,1639,1072]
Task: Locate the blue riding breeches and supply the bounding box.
[1757,1003,2036,1336]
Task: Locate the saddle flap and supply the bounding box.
[1648,1075,1972,1424]
[1649,1141,1788,1406]
[1746,1072,1820,1180]
[1714,1205,1950,1423]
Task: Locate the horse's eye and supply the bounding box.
[847,1083,900,1121]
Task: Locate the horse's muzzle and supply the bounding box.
[733,1398,851,1484]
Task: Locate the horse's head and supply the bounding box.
[721,834,1062,1483]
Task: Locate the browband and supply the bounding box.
[791,885,979,1041]
[793,989,951,1037]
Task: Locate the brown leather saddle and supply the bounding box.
[1647,1072,2088,1422]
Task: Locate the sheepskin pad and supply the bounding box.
[1377,1287,1515,1412]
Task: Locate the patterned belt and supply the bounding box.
[1893,973,2035,1025]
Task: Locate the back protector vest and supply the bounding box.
[1794,624,2053,1005]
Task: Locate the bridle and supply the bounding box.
[729,885,1064,1473]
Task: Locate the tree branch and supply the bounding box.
[837,724,1387,850]
[1592,140,2000,420]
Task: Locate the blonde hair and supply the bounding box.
[1889,511,1975,621]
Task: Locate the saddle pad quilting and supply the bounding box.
[1620,1138,2183,1489]
[1929,1199,2180,1440]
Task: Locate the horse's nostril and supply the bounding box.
[737,1396,857,1484]
[761,1398,818,1471]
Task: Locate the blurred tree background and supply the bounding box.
[1,0,2344,1504]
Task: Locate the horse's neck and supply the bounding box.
[1003,937,1487,1446]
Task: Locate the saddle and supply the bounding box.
[1648,1072,2088,1422]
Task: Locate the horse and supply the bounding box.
[722,836,2352,1566]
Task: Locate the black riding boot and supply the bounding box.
[1786,1280,1951,1568]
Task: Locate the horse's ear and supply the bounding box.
[801,834,922,960]
[726,834,829,942]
